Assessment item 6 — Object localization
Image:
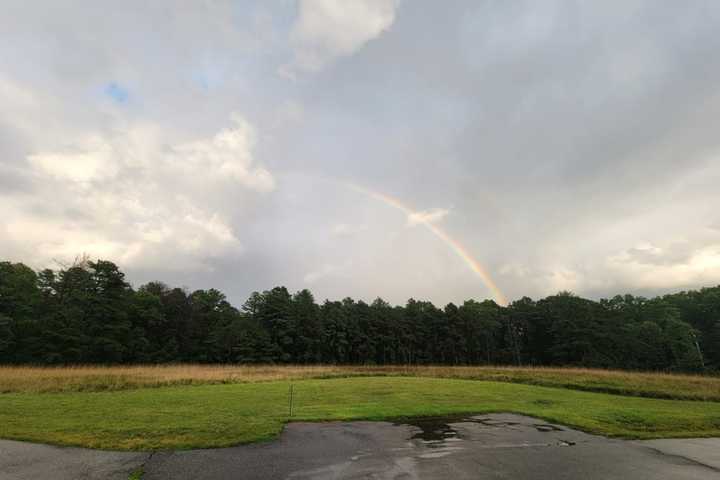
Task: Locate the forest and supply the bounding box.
[0,259,718,371]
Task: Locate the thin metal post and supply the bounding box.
[289,383,294,418]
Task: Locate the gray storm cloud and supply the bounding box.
[1,0,720,306]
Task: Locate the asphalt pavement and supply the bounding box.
[1,414,719,479]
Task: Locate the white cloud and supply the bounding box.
[170,115,274,192]
[282,0,399,75]
[3,114,271,272]
[28,136,119,183]
[24,115,274,191]
[606,244,720,290]
[3,206,244,272]
[406,208,449,226]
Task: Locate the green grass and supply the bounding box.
[1,377,719,450]
[127,467,144,480]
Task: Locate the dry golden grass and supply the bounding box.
[0,364,718,401]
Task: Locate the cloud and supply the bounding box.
[28,136,119,183]
[498,263,586,297]
[282,0,399,76]
[27,115,273,192]
[3,114,271,272]
[406,208,449,226]
[621,243,696,267]
[607,244,720,291]
[331,223,367,237]
[3,1,720,307]
[170,115,275,192]
[304,261,352,284]
[0,74,36,110]
[4,206,244,272]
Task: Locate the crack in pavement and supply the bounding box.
[641,445,720,474]
[129,451,155,479]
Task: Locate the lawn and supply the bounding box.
[1,376,719,450]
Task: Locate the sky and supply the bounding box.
[2,0,720,307]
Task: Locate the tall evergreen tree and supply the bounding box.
[1,257,719,371]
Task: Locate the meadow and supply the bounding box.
[1,365,719,450]
[1,364,718,400]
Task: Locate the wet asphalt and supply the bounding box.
[1,414,719,479]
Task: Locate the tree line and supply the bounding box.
[0,259,718,371]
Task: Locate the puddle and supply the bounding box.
[397,416,465,444]
[475,417,522,428]
[533,424,564,432]
[396,416,522,445]
[395,415,571,451]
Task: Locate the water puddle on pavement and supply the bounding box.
[401,416,465,444]
[533,423,564,432]
[395,415,575,452]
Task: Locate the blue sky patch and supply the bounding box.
[104,82,129,103]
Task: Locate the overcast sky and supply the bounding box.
[2,0,720,307]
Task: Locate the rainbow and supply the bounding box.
[345,183,508,306]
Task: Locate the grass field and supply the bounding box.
[1,367,720,450]
[1,364,719,400]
